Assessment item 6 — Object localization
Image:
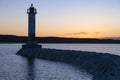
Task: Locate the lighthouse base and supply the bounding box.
[22,41,42,48]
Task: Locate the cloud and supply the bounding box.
[71,32,88,35]
[65,32,88,36]
[94,32,100,34]
[64,32,100,36]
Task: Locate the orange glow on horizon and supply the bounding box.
[0,0,120,39]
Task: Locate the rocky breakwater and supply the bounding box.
[16,48,120,80]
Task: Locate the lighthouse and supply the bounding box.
[22,4,41,48]
[27,4,37,42]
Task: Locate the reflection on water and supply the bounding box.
[0,44,92,80]
[27,58,35,80]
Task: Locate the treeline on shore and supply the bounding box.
[0,35,120,43]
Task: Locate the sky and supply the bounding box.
[0,0,120,38]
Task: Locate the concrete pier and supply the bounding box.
[22,42,42,48]
[16,48,120,80]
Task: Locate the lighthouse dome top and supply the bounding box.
[27,4,37,14]
[31,4,33,7]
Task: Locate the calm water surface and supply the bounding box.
[0,44,92,80]
[42,44,120,55]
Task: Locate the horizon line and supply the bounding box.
[0,34,120,40]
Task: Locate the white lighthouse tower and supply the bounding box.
[23,4,41,48]
[27,4,36,42]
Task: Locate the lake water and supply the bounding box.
[0,43,120,80]
[42,44,120,55]
[0,44,92,80]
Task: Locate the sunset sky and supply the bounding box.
[0,0,120,38]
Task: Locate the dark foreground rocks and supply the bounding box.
[16,48,120,80]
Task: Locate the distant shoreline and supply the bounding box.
[0,35,120,43]
[0,42,120,44]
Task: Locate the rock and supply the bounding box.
[16,48,120,80]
